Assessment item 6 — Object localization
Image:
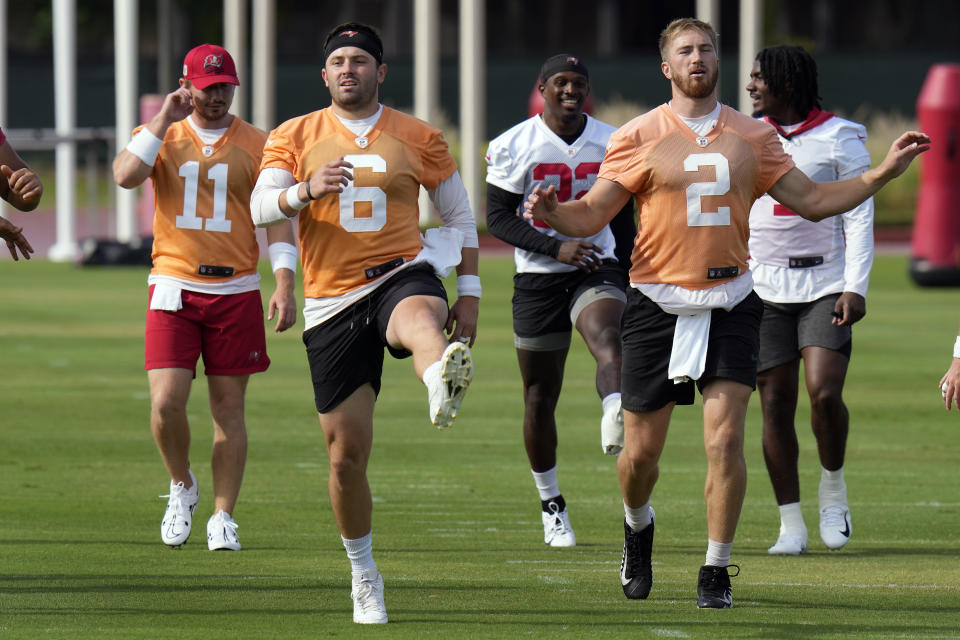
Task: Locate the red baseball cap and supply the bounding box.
[182,44,239,89]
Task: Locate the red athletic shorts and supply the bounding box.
[145,286,270,376]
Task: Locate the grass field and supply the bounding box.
[1,254,959,639]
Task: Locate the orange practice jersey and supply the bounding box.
[260,106,457,298]
[139,117,265,283]
[599,104,794,289]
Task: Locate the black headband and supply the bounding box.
[539,54,589,84]
[324,28,383,65]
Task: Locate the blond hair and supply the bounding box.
[658,18,718,61]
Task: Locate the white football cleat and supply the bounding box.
[351,570,388,624]
[820,505,852,550]
[160,470,199,547]
[601,399,624,455]
[207,510,241,551]
[541,500,576,547]
[427,341,473,429]
[768,532,809,555]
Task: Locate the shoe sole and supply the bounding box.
[432,342,472,429]
[546,536,576,547]
[768,547,807,555]
[697,600,733,609]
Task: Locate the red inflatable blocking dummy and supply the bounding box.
[910,63,960,286]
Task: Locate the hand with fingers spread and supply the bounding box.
[556,240,602,272]
[876,131,931,183]
[0,214,34,260]
[523,184,559,223]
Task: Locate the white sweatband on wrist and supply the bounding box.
[457,274,482,299]
[125,128,163,167]
[268,242,299,273]
[285,184,309,211]
[953,336,960,359]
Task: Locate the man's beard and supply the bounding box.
[676,67,718,99]
[334,82,377,107]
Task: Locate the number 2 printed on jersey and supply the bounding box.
[684,153,730,227]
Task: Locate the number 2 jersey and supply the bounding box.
[748,110,873,303]
[260,106,457,299]
[599,104,794,290]
[137,117,265,290]
[485,114,617,274]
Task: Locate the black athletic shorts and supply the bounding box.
[620,288,763,412]
[512,261,627,351]
[302,264,447,414]
[757,293,852,372]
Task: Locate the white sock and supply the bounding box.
[819,466,847,507]
[342,532,377,576]
[705,539,732,567]
[531,466,560,501]
[422,360,442,387]
[601,392,621,415]
[777,502,806,535]
[624,501,652,532]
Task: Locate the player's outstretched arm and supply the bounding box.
[113,87,194,189]
[524,178,631,238]
[0,214,33,260]
[770,131,930,222]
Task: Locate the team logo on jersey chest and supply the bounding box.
[696,136,710,147]
[355,136,369,148]
[202,145,214,157]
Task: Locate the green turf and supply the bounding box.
[1,254,959,638]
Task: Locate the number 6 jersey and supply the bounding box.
[485,114,617,274]
[137,117,265,285]
[260,106,457,298]
[599,104,794,290]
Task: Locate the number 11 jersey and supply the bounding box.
[138,117,265,284]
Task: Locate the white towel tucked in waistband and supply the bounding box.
[668,311,711,383]
[149,281,183,311]
[417,226,464,277]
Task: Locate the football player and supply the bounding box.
[525,18,928,608]
[249,22,480,625]
[485,53,635,549]
[747,44,872,555]
[113,44,298,551]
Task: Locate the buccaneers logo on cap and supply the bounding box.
[339,30,358,37]
[567,56,579,64]
[203,54,223,73]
